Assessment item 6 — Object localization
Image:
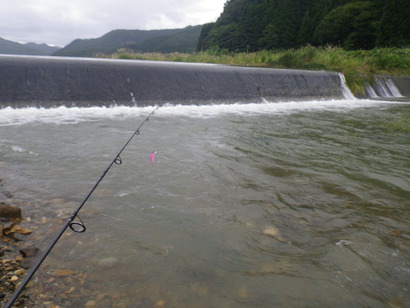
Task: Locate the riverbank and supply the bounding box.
[100,47,410,97]
[0,175,56,307]
[0,178,32,306]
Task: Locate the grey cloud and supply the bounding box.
[0,0,225,46]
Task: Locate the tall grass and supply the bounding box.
[98,47,410,96]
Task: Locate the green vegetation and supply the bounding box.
[54,26,201,57]
[103,47,410,96]
[197,0,410,52]
[96,0,410,96]
[126,26,202,53]
[0,37,60,56]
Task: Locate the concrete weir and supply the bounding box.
[0,55,347,108]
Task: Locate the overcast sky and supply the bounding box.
[0,0,226,47]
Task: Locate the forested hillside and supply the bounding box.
[197,0,410,52]
[54,29,182,57]
[0,37,60,55]
[126,25,202,53]
[55,26,202,57]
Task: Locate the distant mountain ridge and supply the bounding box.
[0,37,61,55]
[0,25,202,57]
[54,25,202,57]
[127,25,202,54]
[25,42,61,55]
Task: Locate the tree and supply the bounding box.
[258,0,304,49]
[259,23,281,49]
[196,0,403,52]
[197,23,215,51]
[313,1,380,49]
[274,0,303,48]
[298,10,314,45]
[378,0,410,47]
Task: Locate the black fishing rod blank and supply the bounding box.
[5,106,159,308]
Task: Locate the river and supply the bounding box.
[1,99,409,307]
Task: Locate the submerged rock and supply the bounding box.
[97,256,119,268]
[51,269,76,277]
[19,246,39,258]
[0,202,21,220]
[4,225,32,235]
[263,226,280,237]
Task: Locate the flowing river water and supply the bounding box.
[0,99,409,307]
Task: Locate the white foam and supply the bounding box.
[0,105,155,126]
[365,84,379,98]
[336,240,352,247]
[0,143,38,156]
[11,145,25,152]
[0,99,408,126]
[156,99,408,118]
[385,78,403,97]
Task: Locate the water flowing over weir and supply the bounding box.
[0,55,349,108]
[365,75,410,99]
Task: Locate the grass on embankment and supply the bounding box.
[99,47,410,97]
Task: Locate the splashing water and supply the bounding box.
[1,99,409,307]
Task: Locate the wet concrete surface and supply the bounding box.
[0,55,345,108]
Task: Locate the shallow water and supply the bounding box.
[1,100,409,307]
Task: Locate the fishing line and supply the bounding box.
[38,171,117,302]
[35,230,80,300]
[5,106,159,308]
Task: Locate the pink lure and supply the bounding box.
[150,151,156,164]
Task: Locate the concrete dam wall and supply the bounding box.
[1,55,348,108]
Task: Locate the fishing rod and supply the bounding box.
[5,106,159,308]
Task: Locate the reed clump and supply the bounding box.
[100,47,410,96]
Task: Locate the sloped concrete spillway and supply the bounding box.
[0,55,347,108]
[365,75,410,99]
